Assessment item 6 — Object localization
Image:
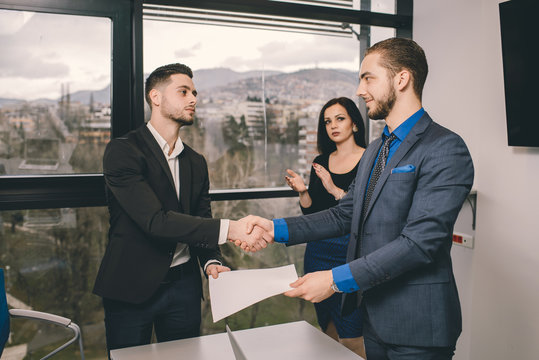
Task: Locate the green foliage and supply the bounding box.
[0,208,109,359]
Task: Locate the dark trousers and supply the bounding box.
[363,310,455,360]
[103,263,201,353]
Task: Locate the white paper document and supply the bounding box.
[209,264,298,322]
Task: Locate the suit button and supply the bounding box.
[169,252,173,256]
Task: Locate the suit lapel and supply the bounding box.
[362,113,432,222]
[354,137,382,208]
[139,126,177,199]
[178,150,191,214]
[346,137,382,262]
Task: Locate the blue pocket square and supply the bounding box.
[391,164,416,174]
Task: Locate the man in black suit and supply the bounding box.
[93,63,263,353]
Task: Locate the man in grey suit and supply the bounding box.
[243,38,474,359]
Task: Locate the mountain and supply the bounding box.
[193,67,282,91]
[1,68,357,106]
[202,67,358,102]
[0,98,25,107]
[0,97,55,107]
[70,84,110,105]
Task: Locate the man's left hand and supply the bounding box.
[284,270,334,303]
[206,264,231,279]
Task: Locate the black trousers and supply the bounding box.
[103,262,201,354]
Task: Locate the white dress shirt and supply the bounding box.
[147,122,229,271]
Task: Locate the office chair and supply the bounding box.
[0,268,85,359]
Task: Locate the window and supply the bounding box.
[1,206,109,358]
[0,0,411,357]
[143,4,363,186]
[0,10,111,175]
[0,0,137,210]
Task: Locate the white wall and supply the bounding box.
[414,1,539,359]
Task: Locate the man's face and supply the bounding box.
[356,53,396,120]
[158,73,197,126]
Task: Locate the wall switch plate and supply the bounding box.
[452,232,474,249]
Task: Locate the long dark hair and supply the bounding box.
[317,97,366,155]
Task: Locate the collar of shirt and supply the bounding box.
[146,121,183,200]
[381,107,425,162]
[146,122,191,266]
[382,107,425,142]
[147,121,184,159]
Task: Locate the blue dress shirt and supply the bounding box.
[273,108,425,293]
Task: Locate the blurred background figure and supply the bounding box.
[285,97,366,358]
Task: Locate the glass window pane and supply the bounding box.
[367,22,396,143]
[0,10,111,176]
[0,198,312,354]
[273,0,355,8]
[360,0,396,14]
[144,15,362,189]
[0,207,109,358]
[204,197,317,333]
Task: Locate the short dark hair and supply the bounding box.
[317,97,366,155]
[145,63,193,108]
[366,37,428,99]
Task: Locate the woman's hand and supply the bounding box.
[312,163,342,199]
[285,169,307,193]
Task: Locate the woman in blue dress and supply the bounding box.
[285,97,366,358]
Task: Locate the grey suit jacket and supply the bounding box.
[285,112,474,347]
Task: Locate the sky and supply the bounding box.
[143,20,360,74]
[0,3,394,101]
[0,10,111,100]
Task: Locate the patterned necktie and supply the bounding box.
[361,132,397,222]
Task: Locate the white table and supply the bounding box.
[110,320,362,359]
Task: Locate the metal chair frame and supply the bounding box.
[8,309,85,360]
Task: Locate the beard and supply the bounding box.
[367,86,396,120]
[160,98,194,126]
[171,114,194,126]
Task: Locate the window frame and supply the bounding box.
[0,0,412,211]
[0,0,143,210]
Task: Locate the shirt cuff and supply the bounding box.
[332,264,360,293]
[204,259,222,272]
[273,218,289,244]
[218,219,230,245]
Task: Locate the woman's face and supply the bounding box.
[323,103,355,145]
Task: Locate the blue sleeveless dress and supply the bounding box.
[301,153,362,338]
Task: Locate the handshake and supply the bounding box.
[227,215,275,252]
[226,215,337,303]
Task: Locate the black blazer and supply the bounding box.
[93,125,222,304]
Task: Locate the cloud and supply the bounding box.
[0,10,34,35]
[174,42,201,59]
[219,37,358,70]
[0,10,110,99]
[0,11,69,77]
[0,41,69,78]
[174,49,194,58]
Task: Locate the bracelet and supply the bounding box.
[334,189,346,201]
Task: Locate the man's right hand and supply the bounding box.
[227,217,269,252]
[242,215,275,250]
